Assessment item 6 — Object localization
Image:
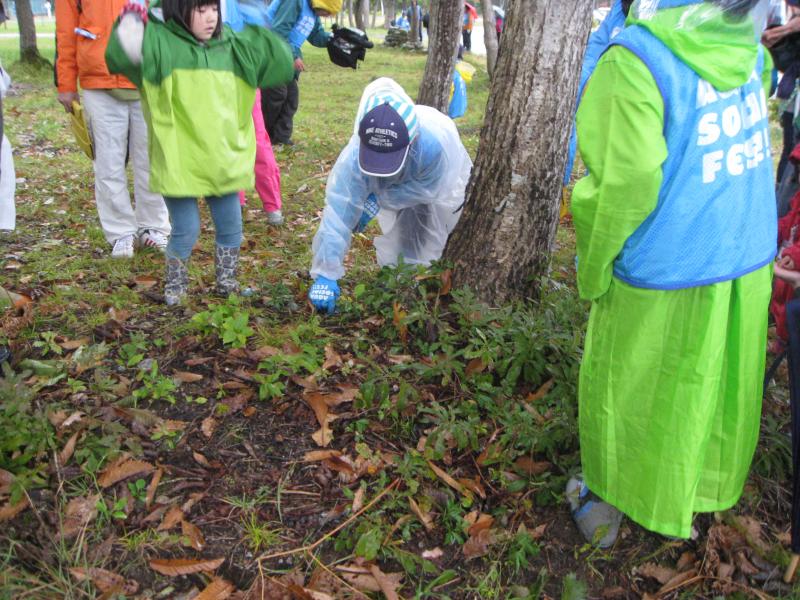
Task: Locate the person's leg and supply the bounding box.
[251,89,283,218]
[278,78,300,145]
[261,84,290,144]
[778,110,795,182]
[81,90,138,249]
[162,197,201,305]
[205,193,244,295]
[129,98,170,246]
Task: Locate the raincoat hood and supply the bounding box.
[627,0,763,90]
[311,0,342,15]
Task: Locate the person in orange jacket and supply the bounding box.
[55,0,169,258]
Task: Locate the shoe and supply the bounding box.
[215,244,247,296]
[111,234,135,259]
[139,229,168,252]
[164,255,189,306]
[274,139,294,148]
[266,209,284,226]
[566,475,622,549]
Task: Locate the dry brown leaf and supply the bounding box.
[182,519,205,551]
[47,410,68,428]
[62,411,85,428]
[717,562,735,579]
[304,450,342,462]
[351,487,365,513]
[476,443,503,466]
[108,307,130,323]
[386,354,414,364]
[322,345,343,371]
[133,275,159,289]
[421,547,444,560]
[734,551,759,576]
[201,417,217,439]
[465,358,487,376]
[526,379,554,402]
[368,565,401,600]
[658,569,697,594]
[467,513,494,537]
[250,345,280,360]
[733,515,769,553]
[146,468,163,510]
[0,497,29,521]
[60,337,90,350]
[427,460,473,500]
[0,469,12,495]
[462,528,495,559]
[182,492,206,513]
[676,551,696,572]
[243,406,257,418]
[157,505,185,531]
[439,269,453,296]
[457,477,486,500]
[149,557,224,576]
[194,577,235,600]
[58,431,80,467]
[408,498,434,532]
[98,458,154,488]
[173,370,204,383]
[61,494,99,539]
[311,423,333,447]
[193,451,212,468]
[392,302,408,345]
[163,419,188,433]
[513,457,552,477]
[69,567,139,594]
[638,562,678,585]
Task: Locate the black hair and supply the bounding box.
[711,0,761,18]
[162,0,222,38]
[621,0,633,16]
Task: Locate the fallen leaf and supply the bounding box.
[195,577,235,600]
[182,492,206,513]
[0,497,29,521]
[421,547,444,560]
[146,468,163,509]
[185,356,215,366]
[0,469,12,495]
[312,423,333,447]
[60,337,90,350]
[193,451,212,468]
[439,269,453,296]
[0,286,31,308]
[163,419,188,433]
[513,457,552,477]
[322,455,356,475]
[157,505,185,531]
[465,358,486,376]
[427,460,472,501]
[322,345,343,370]
[526,379,554,403]
[476,443,503,466]
[386,354,413,365]
[148,557,224,576]
[304,450,342,462]
[392,302,408,345]
[58,431,80,467]
[201,417,217,439]
[408,498,434,532]
[467,513,494,537]
[97,458,154,488]
[182,519,206,551]
[173,370,204,383]
[733,515,769,553]
[463,528,495,559]
[458,477,487,500]
[676,551,696,572]
[250,345,280,360]
[62,411,85,428]
[107,307,130,323]
[638,562,677,585]
[658,569,697,594]
[69,567,139,594]
[351,487,365,513]
[47,410,68,428]
[368,565,401,600]
[133,275,159,289]
[61,494,99,538]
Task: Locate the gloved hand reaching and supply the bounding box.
[353,193,379,233]
[308,276,340,314]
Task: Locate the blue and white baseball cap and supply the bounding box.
[357,93,419,177]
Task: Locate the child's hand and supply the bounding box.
[294,58,306,72]
[780,255,796,270]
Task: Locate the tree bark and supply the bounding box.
[480,0,499,78]
[347,0,355,27]
[442,0,593,305]
[416,0,461,112]
[384,0,395,27]
[16,0,44,64]
[354,0,369,29]
[409,0,419,44]
[371,0,378,27]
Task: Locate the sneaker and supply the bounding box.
[138,229,168,252]
[266,209,284,226]
[111,234,135,259]
[566,475,623,549]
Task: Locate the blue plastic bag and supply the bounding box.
[448,69,467,119]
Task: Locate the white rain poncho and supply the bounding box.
[0,64,14,231]
[310,78,472,281]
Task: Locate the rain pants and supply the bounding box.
[573,1,775,539]
[0,65,13,231]
[310,79,472,281]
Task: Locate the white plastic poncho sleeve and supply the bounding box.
[0,64,15,232]
[310,105,472,281]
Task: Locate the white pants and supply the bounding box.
[0,135,15,231]
[82,89,169,244]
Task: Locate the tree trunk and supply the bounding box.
[481,0,499,78]
[16,0,45,65]
[355,0,369,29]
[442,0,593,304]
[348,0,355,27]
[384,0,395,27]
[409,0,419,44]
[416,0,461,112]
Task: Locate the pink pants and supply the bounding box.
[239,89,282,212]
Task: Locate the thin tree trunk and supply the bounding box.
[481,0,499,78]
[409,0,419,44]
[384,0,395,27]
[348,0,355,27]
[371,0,378,27]
[16,0,44,64]
[442,0,593,304]
[416,0,461,112]
[355,0,369,29]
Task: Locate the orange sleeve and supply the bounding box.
[55,0,79,92]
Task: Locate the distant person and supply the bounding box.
[462,4,474,52]
[308,78,472,313]
[55,0,170,258]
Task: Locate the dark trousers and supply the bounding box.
[779,110,796,183]
[462,30,471,51]
[261,77,299,145]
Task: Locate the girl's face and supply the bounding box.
[190,3,219,42]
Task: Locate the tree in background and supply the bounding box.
[480,0,499,78]
[416,0,461,112]
[443,0,593,304]
[16,0,46,65]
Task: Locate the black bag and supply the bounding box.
[769,29,800,73]
[327,24,373,70]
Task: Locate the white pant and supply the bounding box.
[82,89,169,244]
[0,135,15,231]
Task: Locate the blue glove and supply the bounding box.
[353,194,380,233]
[308,276,340,313]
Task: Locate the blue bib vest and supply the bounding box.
[607,24,776,290]
[266,0,317,51]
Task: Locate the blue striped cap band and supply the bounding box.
[361,93,419,140]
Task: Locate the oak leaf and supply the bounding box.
[148,557,224,576]
[98,458,154,488]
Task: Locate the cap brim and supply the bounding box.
[358,143,410,177]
